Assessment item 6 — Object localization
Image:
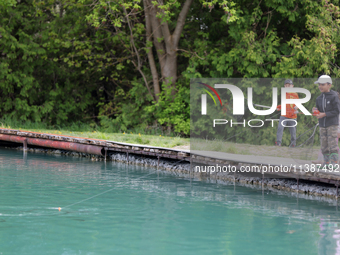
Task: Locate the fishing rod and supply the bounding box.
[254,104,320,147]
[253,104,273,109]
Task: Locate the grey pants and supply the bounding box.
[276,116,297,146]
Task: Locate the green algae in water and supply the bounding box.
[0,148,340,254]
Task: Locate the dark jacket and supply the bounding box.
[316,90,340,128]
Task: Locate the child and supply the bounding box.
[275,79,299,146]
[313,91,340,164]
[314,75,340,167]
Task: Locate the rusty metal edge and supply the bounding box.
[0,134,103,156]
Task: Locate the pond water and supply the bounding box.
[1,148,340,254]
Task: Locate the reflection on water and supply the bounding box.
[1,148,340,254]
[319,219,340,255]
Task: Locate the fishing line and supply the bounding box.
[2,169,160,217]
[289,123,319,163]
[294,123,319,148]
[62,169,159,209]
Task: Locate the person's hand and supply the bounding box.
[317,112,326,119]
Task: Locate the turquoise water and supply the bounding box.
[1,148,340,254]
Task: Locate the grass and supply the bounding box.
[0,119,190,149]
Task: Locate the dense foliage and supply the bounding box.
[1,0,340,140]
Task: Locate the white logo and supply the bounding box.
[201,85,312,116]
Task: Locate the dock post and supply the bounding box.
[23,138,27,151]
[297,178,299,192]
[336,181,339,199]
[190,156,192,177]
[127,152,129,164]
[104,147,108,161]
[157,156,160,169]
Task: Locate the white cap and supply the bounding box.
[314,75,332,84]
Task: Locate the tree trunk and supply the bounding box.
[162,51,177,93]
[143,0,161,101]
[144,0,193,91]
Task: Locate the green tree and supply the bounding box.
[0,0,105,124]
[83,0,197,100]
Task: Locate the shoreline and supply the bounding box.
[7,145,340,202]
[1,127,340,201]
